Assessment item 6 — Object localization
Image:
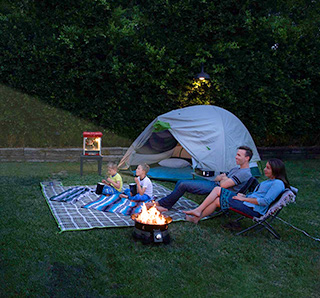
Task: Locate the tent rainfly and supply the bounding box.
[118,105,261,173]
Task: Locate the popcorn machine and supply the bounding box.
[82,132,102,155]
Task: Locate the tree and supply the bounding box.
[1,0,319,145]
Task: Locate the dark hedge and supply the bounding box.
[1,0,319,146]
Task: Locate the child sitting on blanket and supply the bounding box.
[101,162,123,195]
[120,163,153,201]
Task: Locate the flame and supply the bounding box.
[135,203,167,225]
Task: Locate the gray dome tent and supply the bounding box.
[118,105,260,177]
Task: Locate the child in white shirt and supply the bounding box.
[120,163,153,201]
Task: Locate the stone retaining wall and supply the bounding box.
[0,146,319,162]
[257,146,320,160]
[0,147,128,163]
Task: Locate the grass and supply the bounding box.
[1,160,319,297]
[0,84,132,148]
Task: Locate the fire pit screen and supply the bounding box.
[131,204,172,244]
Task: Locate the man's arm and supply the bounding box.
[219,178,236,189]
[221,167,252,191]
[214,173,227,182]
[214,171,235,189]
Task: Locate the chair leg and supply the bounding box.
[236,222,260,236]
[261,221,281,239]
[209,210,225,218]
[265,211,281,225]
[252,214,281,239]
[236,221,281,239]
[234,215,245,222]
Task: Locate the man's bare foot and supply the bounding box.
[145,201,158,209]
[183,209,202,217]
[119,194,128,198]
[186,215,200,224]
[145,202,168,212]
[155,205,168,212]
[144,202,155,209]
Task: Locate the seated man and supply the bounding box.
[150,146,253,211]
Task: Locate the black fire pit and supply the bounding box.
[131,214,172,245]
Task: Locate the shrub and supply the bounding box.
[0,0,319,145]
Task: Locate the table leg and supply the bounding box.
[80,157,84,176]
[98,158,102,175]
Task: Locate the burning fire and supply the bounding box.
[135,203,167,225]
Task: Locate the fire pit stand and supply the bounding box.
[133,227,170,245]
[131,214,172,245]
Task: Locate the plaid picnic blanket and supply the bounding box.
[50,186,91,204]
[41,181,199,232]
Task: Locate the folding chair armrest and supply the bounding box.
[290,186,298,195]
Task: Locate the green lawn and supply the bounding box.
[1,160,319,297]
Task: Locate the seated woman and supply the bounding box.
[184,158,290,224]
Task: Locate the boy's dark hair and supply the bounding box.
[237,146,253,161]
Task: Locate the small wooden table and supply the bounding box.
[80,154,103,176]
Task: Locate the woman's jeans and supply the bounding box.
[158,179,218,209]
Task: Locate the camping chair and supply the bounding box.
[232,187,298,239]
[238,176,260,194]
[209,176,260,219]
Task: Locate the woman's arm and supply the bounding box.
[257,180,285,206]
[233,195,259,205]
[233,180,285,206]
